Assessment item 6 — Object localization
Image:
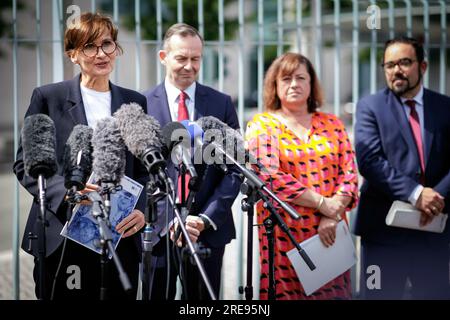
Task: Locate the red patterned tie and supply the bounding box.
[177,91,190,202]
[405,100,425,183]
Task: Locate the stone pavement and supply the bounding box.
[0,240,246,300]
[0,250,36,300]
[0,168,251,300]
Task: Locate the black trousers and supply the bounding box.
[33,236,139,300]
[360,238,450,300]
[149,236,225,300]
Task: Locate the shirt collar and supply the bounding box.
[400,85,424,107]
[164,79,196,104]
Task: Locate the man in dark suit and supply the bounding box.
[354,36,450,299]
[143,23,242,300]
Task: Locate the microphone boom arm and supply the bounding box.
[211,142,316,271]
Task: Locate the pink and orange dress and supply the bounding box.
[245,112,358,300]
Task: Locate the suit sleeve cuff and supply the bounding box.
[199,214,217,231]
[159,218,176,237]
[408,184,424,206]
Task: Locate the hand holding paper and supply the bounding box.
[287,220,356,296]
[386,200,448,233]
[416,187,445,218]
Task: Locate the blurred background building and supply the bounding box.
[1,0,449,300]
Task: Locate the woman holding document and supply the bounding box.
[13,12,147,299]
[245,53,358,300]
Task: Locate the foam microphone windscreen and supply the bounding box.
[161,121,189,151]
[197,116,245,156]
[113,103,162,158]
[92,117,125,184]
[180,120,204,145]
[63,124,93,189]
[21,113,57,179]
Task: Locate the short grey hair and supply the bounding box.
[163,23,204,51]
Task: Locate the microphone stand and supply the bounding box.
[137,147,215,300]
[175,163,193,299]
[210,143,316,300]
[87,189,132,300]
[239,181,258,300]
[260,192,304,300]
[141,180,165,300]
[244,177,315,300]
[36,174,48,300]
[163,174,217,300]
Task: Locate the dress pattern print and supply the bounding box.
[245,112,358,300]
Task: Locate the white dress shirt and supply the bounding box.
[164,80,196,121]
[162,79,217,231]
[80,84,111,129]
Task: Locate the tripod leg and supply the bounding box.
[264,217,276,300]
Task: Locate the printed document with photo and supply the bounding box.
[61,175,143,256]
[287,220,356,296]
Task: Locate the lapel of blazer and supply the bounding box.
[153,82,172,126]
[422,88,435,170]
[110,81,124,115]
[387,89,418,158]
[66,74,88,125]
[194,82,209,120]
[153,82,177,181]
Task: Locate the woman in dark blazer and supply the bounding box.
[13,12,148,300]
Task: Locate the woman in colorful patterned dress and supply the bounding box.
[245,52,358,300]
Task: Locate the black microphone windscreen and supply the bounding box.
[22,113,57,179]
[161,121,189,151]
[92,117,125,184]
[197,116,245,156]
[63,125,93,189]
[114,103,162,158]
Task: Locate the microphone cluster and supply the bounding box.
[20,104,271,211]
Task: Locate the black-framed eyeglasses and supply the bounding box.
[381,58,416,71]
[82,40,117,57]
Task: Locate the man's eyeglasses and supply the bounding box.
[381,58,416,72]
[82,40,117,57]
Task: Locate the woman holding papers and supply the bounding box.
[13,12,148,299]
[245,52,358,300]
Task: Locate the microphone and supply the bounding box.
[181,119,228,173]
[197,116,300,220]
[114,103,173,235]
[179,120,212,212]
[197,116,262,170]
[63,124,93,191]
[162,121,198,180]
[180,120,204,163]
[198,116,250,164]
[113,103,167,180]
[22,114,57,179]
[92,117,126,186]
[21,113,58,298]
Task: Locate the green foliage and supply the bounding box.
[101,0,240,41]
[0,1,25,57]
[0,1,25,38]
[359,46,384,64]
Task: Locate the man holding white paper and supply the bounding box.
[354,37,450,299]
